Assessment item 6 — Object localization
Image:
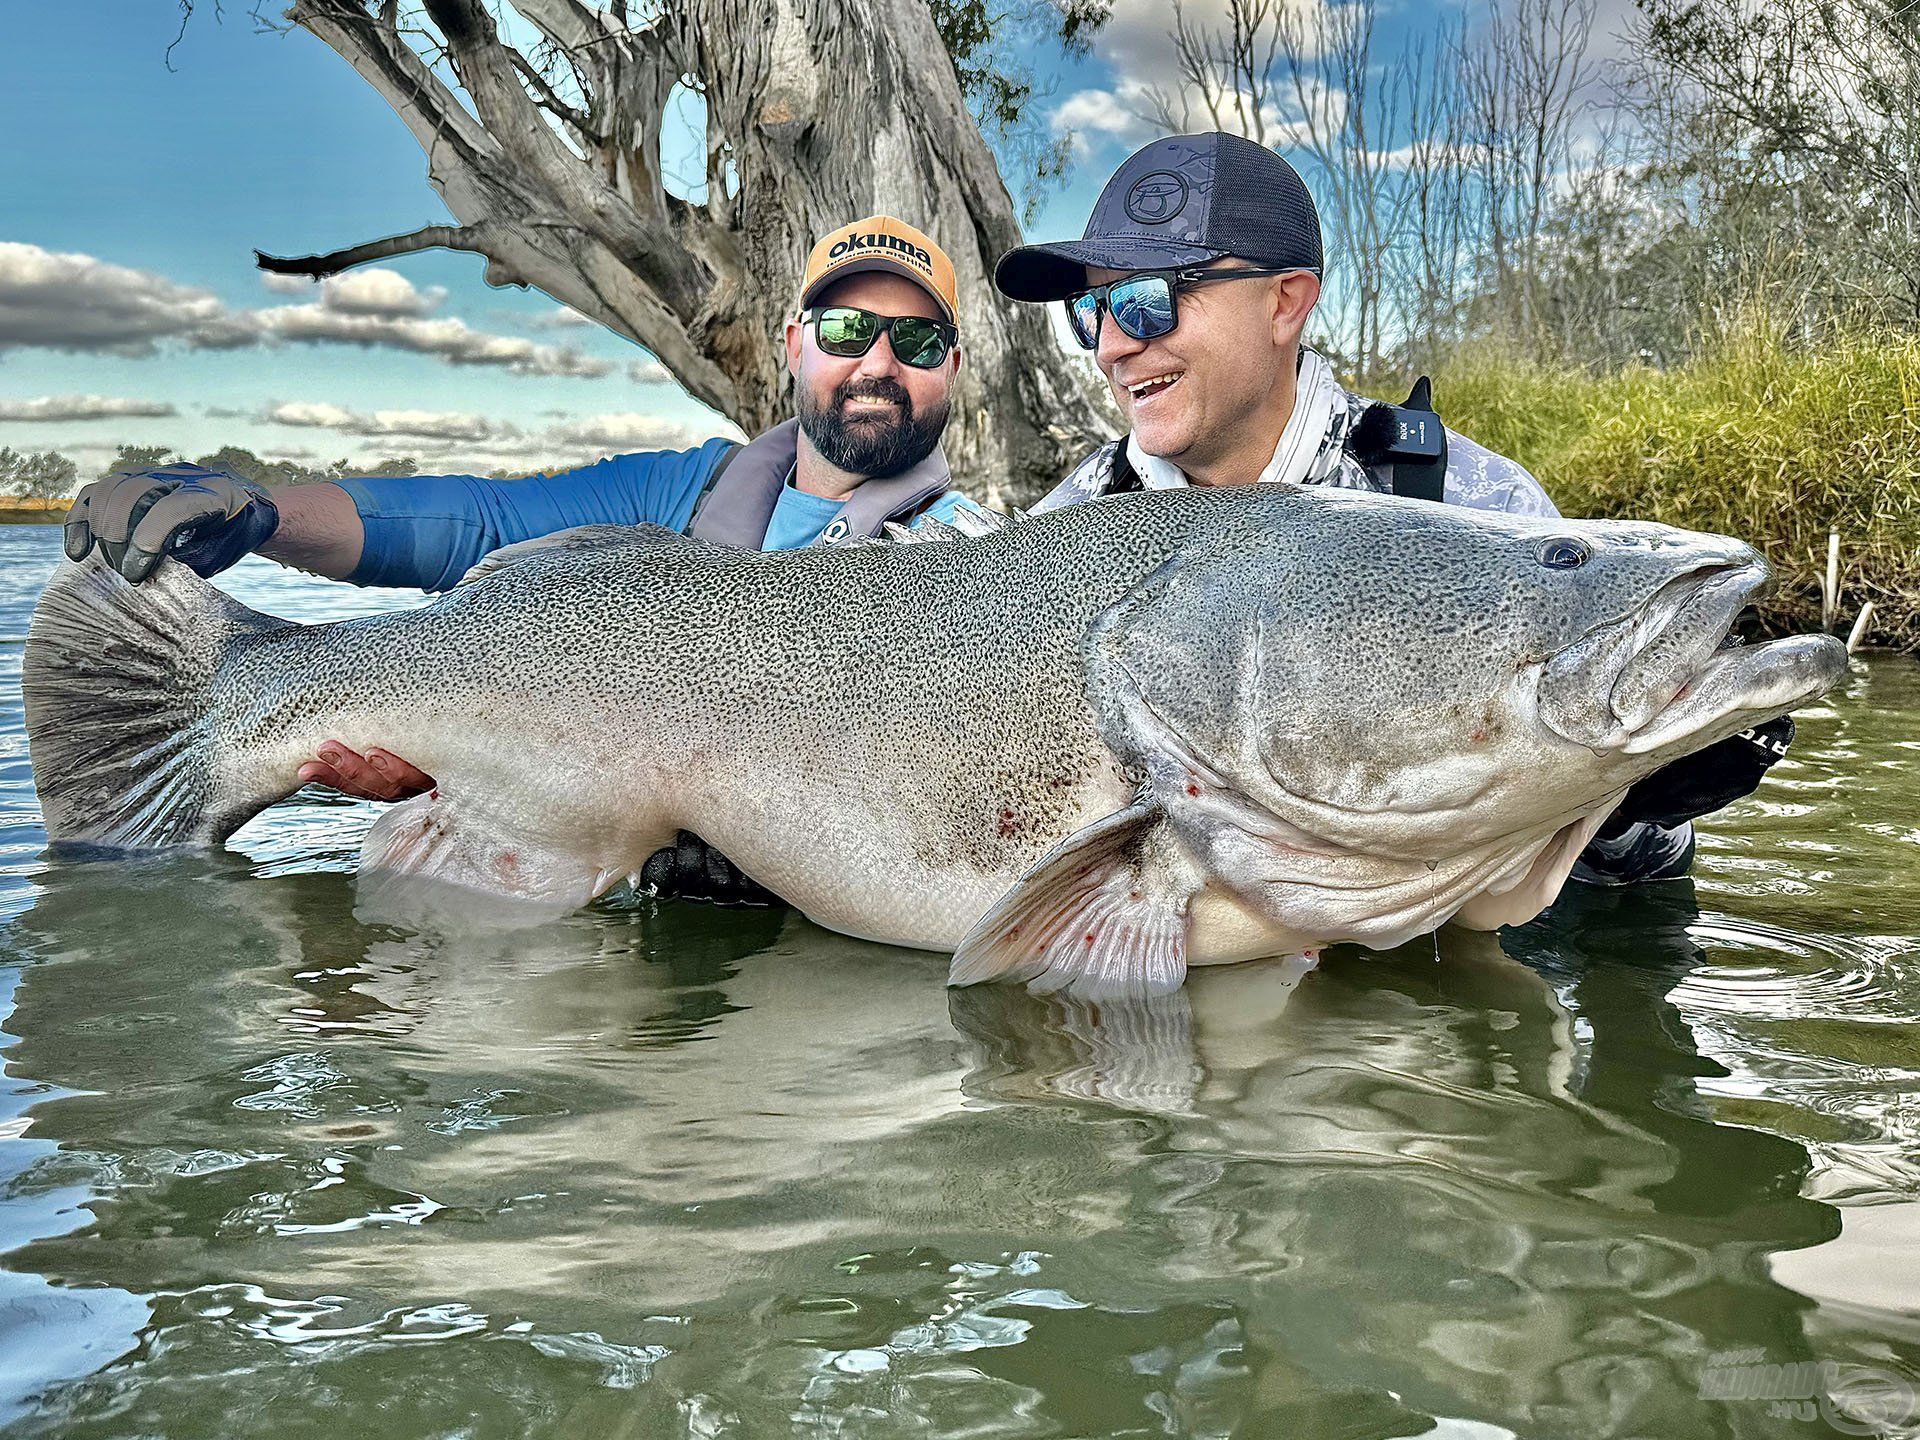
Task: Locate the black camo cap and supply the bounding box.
[994,131,1322,302]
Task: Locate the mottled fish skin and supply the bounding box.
[33,502,1190,943]
[25,485,1848,992]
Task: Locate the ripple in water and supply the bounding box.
[2,524,1918,1434]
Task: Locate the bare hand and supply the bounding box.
[297,743,435,801]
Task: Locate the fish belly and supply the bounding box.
[672,763,1134,953]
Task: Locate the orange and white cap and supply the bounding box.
[799,215,958,323]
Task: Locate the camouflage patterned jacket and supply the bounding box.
[1035,367,1560,518]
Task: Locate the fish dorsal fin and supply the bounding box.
[949,798,1193,1000]
[902,516,965,543]
[457,523,688,585]
[877,520,951,545]
[948,506,1010,538]
[856,506,1019,548]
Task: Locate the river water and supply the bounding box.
[1,521,1917,1437]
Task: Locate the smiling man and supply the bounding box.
[67,214,973,588]
[993,132,1796,887]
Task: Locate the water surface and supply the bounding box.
[2,523,1917,1437]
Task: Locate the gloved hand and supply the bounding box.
[1601,715,1795,835]
[64,463,281,582]
[638,831,783,908]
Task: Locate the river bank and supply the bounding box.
[1428,318,1920,651]
[0,498,65,524]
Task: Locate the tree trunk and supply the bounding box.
[272,0,1114,504]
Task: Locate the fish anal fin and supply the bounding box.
[950,800,1192,1000]
[355,791,617,929]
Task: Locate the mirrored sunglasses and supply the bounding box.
[1064,265,1315,349]
[803,306,957,369]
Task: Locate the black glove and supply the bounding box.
[638,831,784,907]
[64,463,281,583]
[1600,715,1795,836]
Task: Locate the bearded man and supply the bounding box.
[63,215,979,900]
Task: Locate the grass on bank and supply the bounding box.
[1423,318,1920,651]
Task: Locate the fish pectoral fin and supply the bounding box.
[354,792,617,930]
[949,800,1193,1000]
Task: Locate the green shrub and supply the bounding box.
[1426,321,1920,650]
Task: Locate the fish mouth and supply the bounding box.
[1543,559,1848,754]
[1611,561,1770,732]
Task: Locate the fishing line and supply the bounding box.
[1426,858,1440,962]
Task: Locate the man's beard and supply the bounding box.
[797,377,949,479]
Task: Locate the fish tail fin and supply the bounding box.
[25,558,291,848]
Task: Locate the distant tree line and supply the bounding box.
[0,444,424,501]
[0,448,79,501]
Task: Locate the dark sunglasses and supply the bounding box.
[1064,264,1315,349]
[801,306,957,369]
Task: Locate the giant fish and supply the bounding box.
[24,485,1846,998]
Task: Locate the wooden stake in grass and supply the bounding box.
[1823,528,1841,632]
[1847,602,1876,654]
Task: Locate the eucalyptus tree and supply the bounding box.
[256,0,1114,501]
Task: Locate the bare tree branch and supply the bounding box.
[255,223,487,277]
[508,46,604,144]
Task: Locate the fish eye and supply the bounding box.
[1538,537,1591,570]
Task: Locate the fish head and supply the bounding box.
[1096,488,1848,857]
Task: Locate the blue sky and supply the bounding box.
[0,2,1162,482]
[0,0,1540,482]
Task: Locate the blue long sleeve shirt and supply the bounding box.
[336,438,978,591]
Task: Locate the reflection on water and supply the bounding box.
[1,525,1917,1436]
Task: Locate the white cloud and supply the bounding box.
[545,412,709,451]
[1052,0,1340,152]
[318,268,446,317]
[0,242,610,379]
[266,400,358,430]
[0,394,177,422]
[265,402,515,442]
[260,398,736,472]
[627,359,673,385]
[1051,88,1157,151]
[1094,0,1329,91]
[529,304,592,330]
[0,241,239,355]
[360,408,508,442]
[247,302,613,378]
[262,267,445,317]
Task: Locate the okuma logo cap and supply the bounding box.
[800,215,958,322]
[994,132,1322,302]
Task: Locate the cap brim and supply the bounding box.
[993,237,1224,302]
[801,257,954,321]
